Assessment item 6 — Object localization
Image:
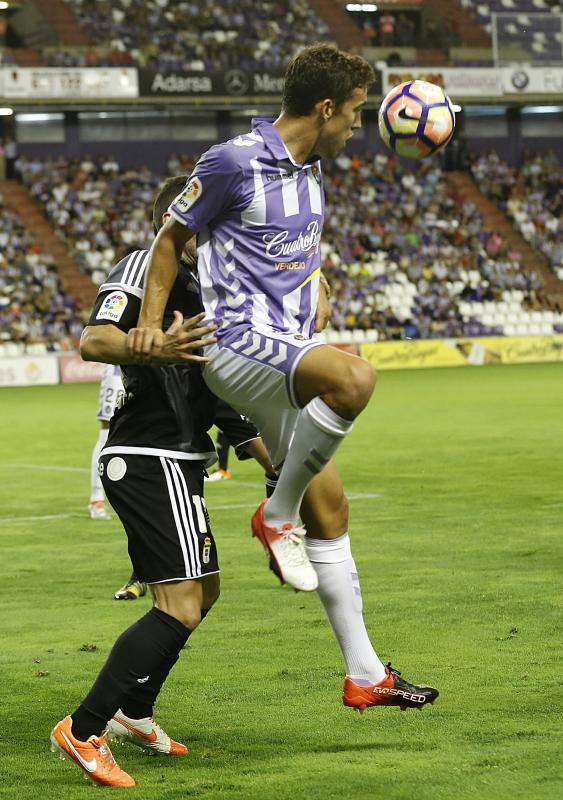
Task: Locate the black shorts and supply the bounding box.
[214,397,259,461]
[99,453,219,584]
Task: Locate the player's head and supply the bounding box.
[153,175,197,267]
[152,175,188,233]
[281,44,374,158]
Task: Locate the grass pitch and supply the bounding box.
[1,363,562,800]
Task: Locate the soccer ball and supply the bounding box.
[378,80,458,159]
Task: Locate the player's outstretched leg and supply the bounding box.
[253,346,375,591]
[50,715,135,787]
[107,577,219,756]
[50,594,202,785]
[264,346,375,527]
[301,462,439,711]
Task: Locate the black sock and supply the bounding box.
[120,608,211,720]
[216,431,230,471]
[71,608,191,741]
[265,472,278,498]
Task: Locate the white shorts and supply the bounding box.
[203,328,324,468]
[96,364,125,422]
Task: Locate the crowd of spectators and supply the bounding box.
[321,150,545,338]
[470,151,562,281]
[10,148,556,345]
[15,153,173,285]
[47,0,331,72]
[0,193,84,350]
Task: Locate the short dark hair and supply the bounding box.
[281,44,375,117]
[152,175,189,233]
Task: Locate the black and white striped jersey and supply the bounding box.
[88,250,217,463]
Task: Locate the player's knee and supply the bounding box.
[336,359,376,415]
[174,605,204,631]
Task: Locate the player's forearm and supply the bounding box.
[138,226,182,329]
[81,324,137,365]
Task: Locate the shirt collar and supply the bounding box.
[251,117,319,169]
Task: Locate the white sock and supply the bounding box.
[306,533,386,685]
[264,397,353,528]
[90,428,108,503]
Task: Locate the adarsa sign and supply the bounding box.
[59,354,105,384]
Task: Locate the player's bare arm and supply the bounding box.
[127,217,196,358]
[82,311,216,365]
[314,272,331,333]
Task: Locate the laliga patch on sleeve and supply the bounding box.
[96,291,128,322]
[173,176,202,213]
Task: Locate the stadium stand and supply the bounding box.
[461,0,562,62]
[10,149,562,345]
[14,154,163,285]
[346,0,490,65]
[0,192,85,353]
[45,0,332,71]
[470,150,563,280]
[321,151,562,340]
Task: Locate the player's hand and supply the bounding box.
[153,311,217,363]
[127,325,165,361]
[314,273,331,333]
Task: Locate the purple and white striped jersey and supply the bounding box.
[168,118,324,344]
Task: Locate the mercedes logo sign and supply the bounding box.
[224,69,249,96]
[511,70,529,91]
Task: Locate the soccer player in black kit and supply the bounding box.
[50,177,272,788]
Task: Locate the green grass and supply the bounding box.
[1,363,562,800]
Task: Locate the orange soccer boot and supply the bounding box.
[107,710,189,755]
[251,499,318,592]
[50,715,135,787]
[343,663,439,713]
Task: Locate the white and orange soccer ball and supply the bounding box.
[378,80,459,159]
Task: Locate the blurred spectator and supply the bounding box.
[16,154,160,285]
[396,14,416,47]
[4,138,17,179]
[379,12,395,47]
[48,0,332,72]
[0,194,84,349]
[471,151,562,278]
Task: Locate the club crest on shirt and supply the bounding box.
[96,291,128,322]
[174,177,202,212]
[202,537,212,564]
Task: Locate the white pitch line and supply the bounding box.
[207,480,381,500]
[0,493,381,524]
[0,464,381,524]
[0,463,89,474]
[0,465,382,500]
[0,512,86,524]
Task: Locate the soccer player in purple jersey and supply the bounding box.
[129,45,438,713]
